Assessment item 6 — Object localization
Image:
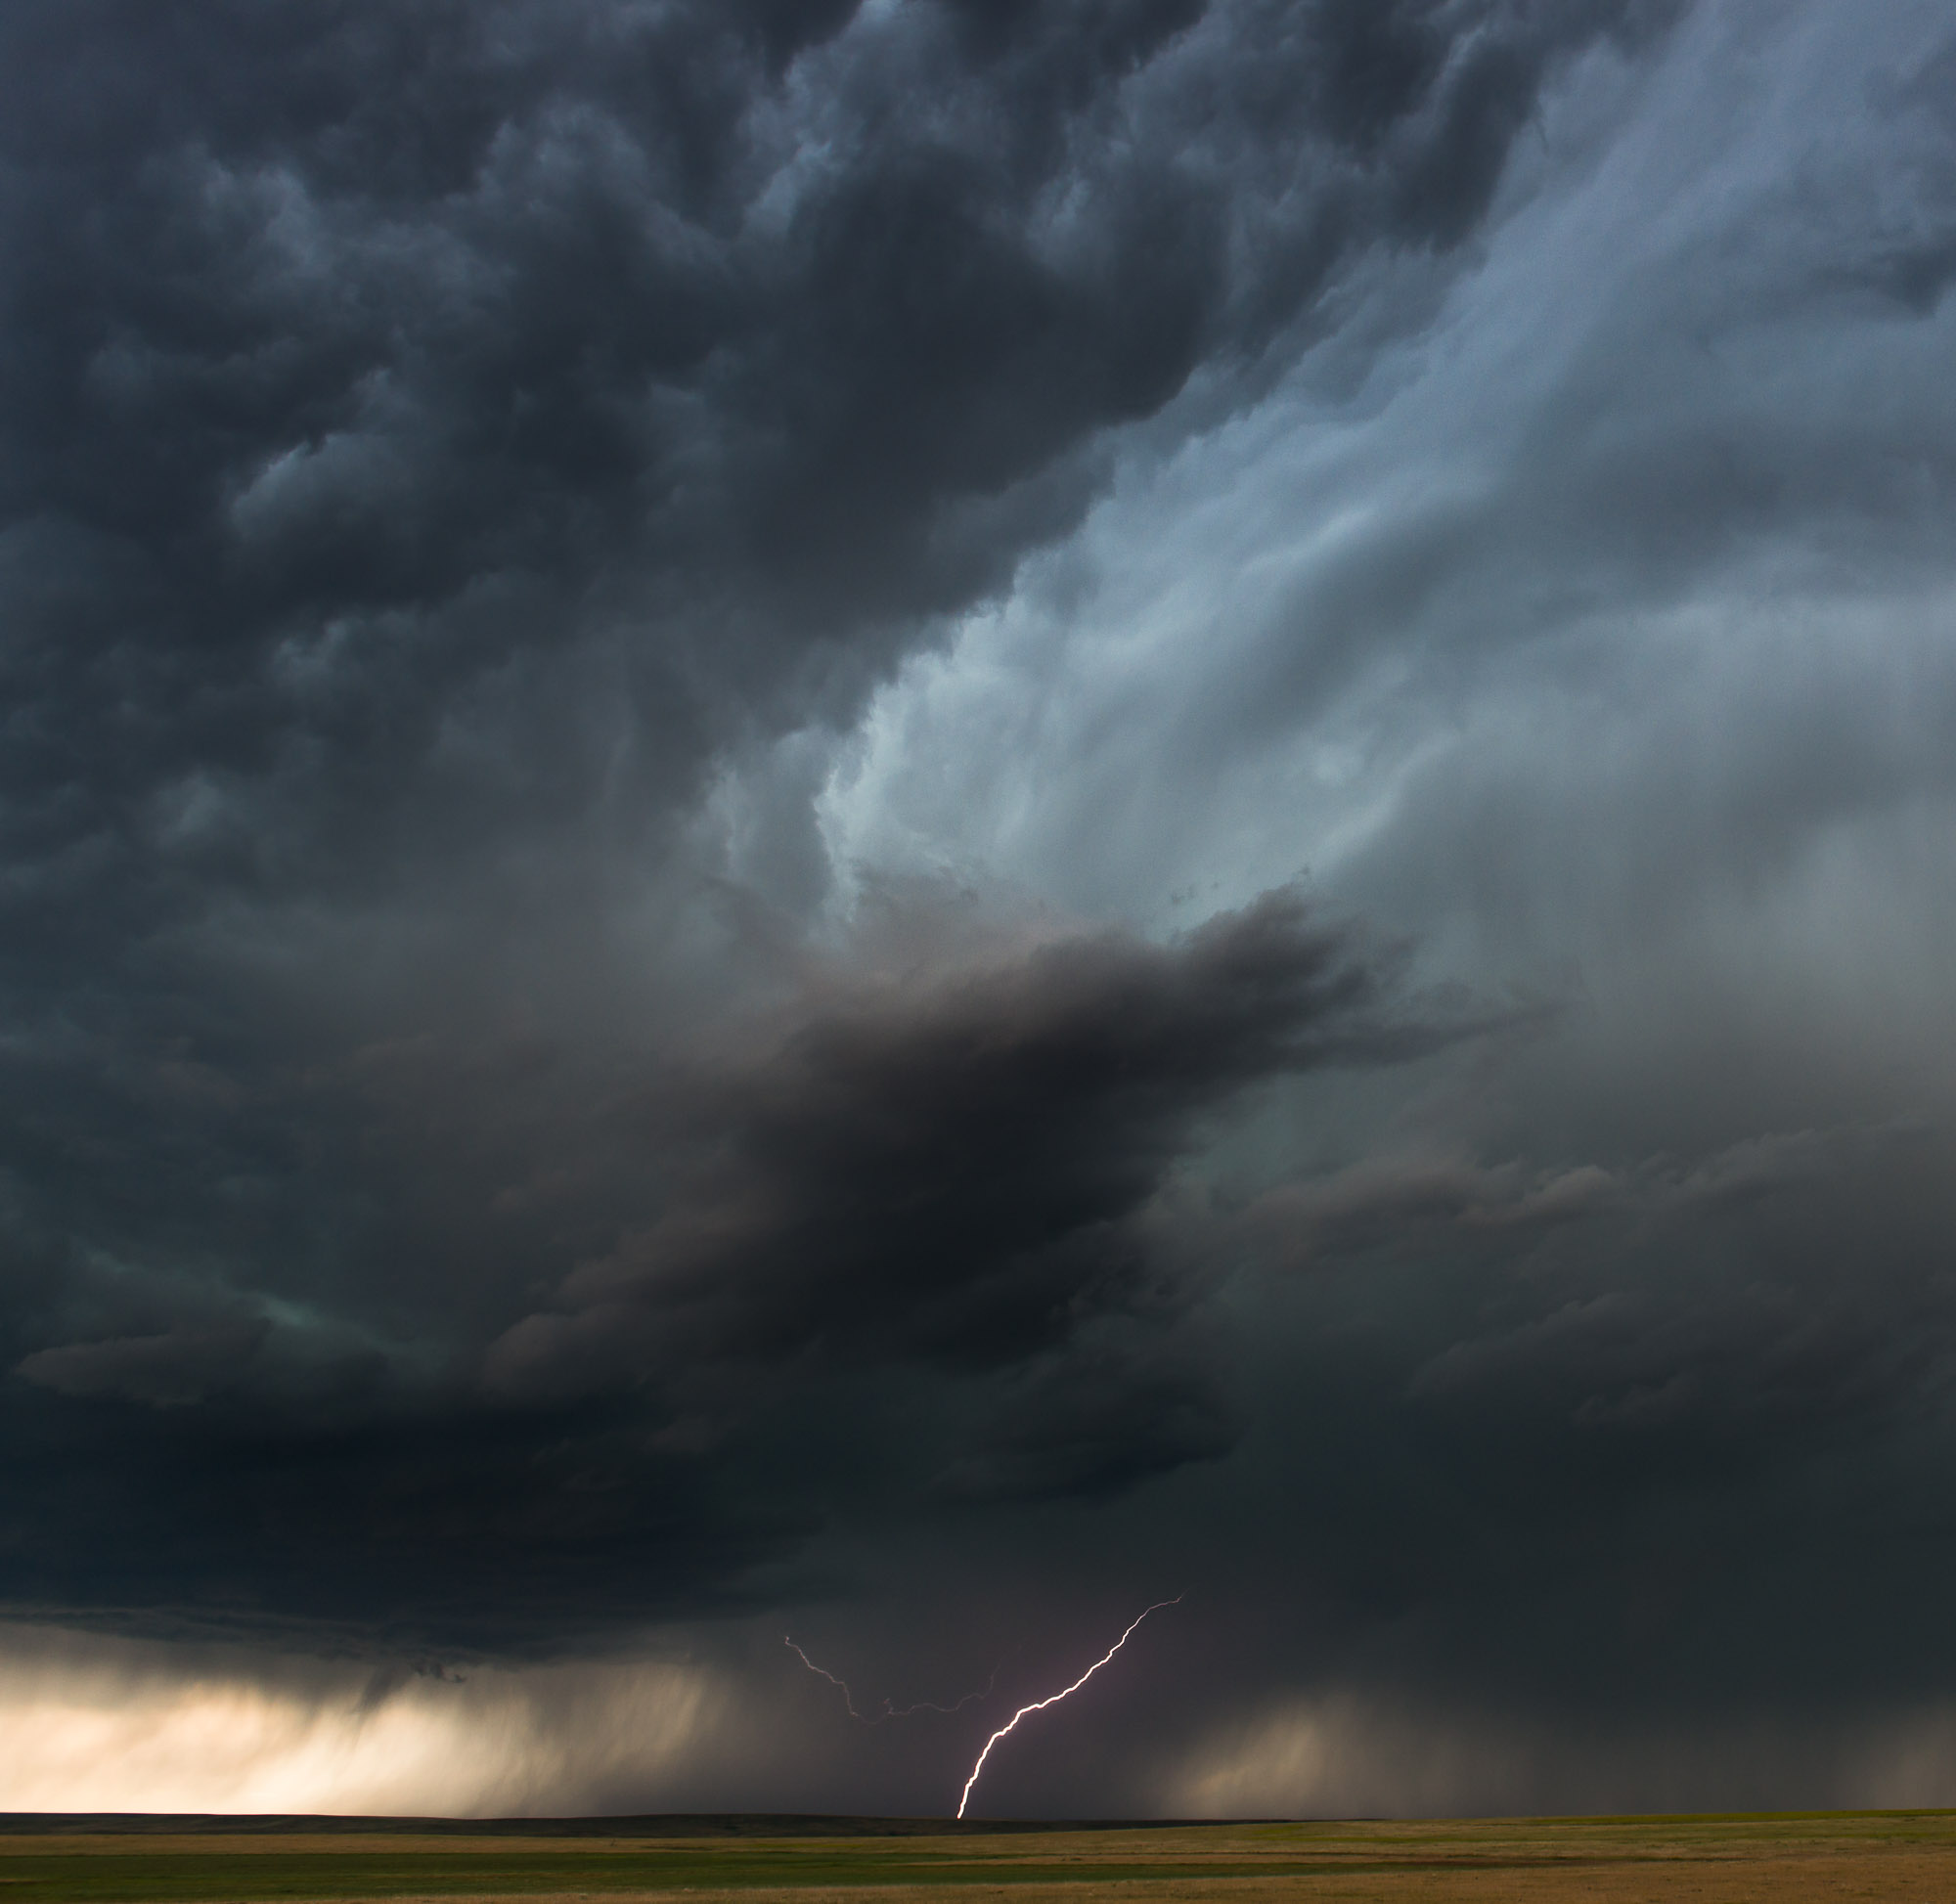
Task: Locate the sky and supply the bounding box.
[3,0,1956,1820]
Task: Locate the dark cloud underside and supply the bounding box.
[1,892,1436,1648]
[0,0,1660,1649]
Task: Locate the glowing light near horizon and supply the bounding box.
[785,1637,996,1723]
[956,1598,1181,1820]
[0,1630,721,1815]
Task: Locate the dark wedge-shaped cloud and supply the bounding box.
[3,890,1446,1651]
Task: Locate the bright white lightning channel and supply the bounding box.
[956,1597,1182,1820]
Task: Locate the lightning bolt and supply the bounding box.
[785,1638,866,1719]
[786,1638,999,1724]
[956,1597,1182,1820]
[880,1664,1000,1719]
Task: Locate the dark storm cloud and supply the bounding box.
[485,888,1430,1388]
[3,0,1952,1823]
[0,0,1672,909]
[0,0,1677,1660]
[1161,1117,1956,1724]
[0,891,1449,1649]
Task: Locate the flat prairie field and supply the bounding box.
[2,1810,1954,1902]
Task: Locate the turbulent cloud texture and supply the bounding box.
[4,0,1956,1817]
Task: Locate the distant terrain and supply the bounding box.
[1,1810,1953,1900]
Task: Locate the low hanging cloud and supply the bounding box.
[1172,1691,1956,1820]
[5,888,1460,1654]
[485,888,1444,1395]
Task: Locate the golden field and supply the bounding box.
[1,1809,1954,1900]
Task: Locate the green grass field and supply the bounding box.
[2,1810,1954,1900]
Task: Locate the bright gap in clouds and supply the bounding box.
[0,1629,730,1817]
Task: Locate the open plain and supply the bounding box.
[1,1811,1954,1902]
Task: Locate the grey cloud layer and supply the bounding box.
[1,0,1662,926]
[1,890,1445,1649]
[0,0,1659,1654]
